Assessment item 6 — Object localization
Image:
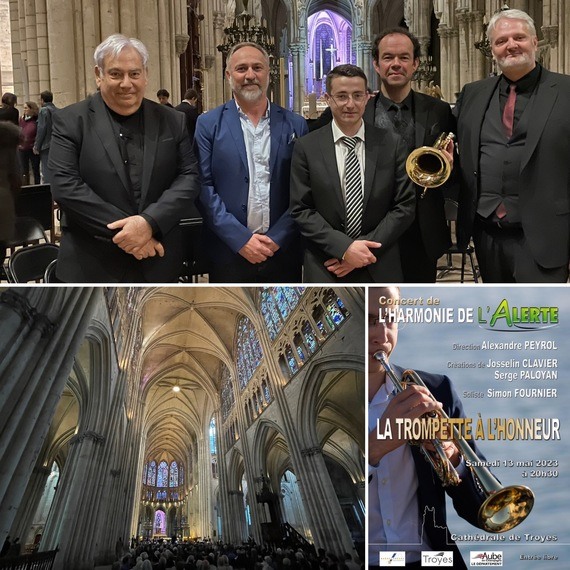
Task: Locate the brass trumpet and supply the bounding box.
[373,351,535,533]
[406,132,455,197]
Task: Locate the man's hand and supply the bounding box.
[131,238,165,260]
[32,147,39,155]
[368,384,443,466]
[107,215,154,253]
[238,234,278,264]
[324,258,355,278]
[442,138,454,169]
[342,240,381,268]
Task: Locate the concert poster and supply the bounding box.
[367,286,569,569]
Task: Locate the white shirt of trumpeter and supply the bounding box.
[368,374,433,565]
[331,118,365,204]
[236,99,271,234]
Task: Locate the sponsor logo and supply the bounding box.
[470,551,503,567]
[379,551,406,567]
[421,551,454,567]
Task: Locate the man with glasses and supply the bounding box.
[290,64,415,282]
[364,28,455,283]
[368,287,486,569]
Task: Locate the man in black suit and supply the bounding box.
[455,9,570,282]
[175,88,200,142]
[368,287,486,569]
[290,64,415,283]
[364,28,454,283]
[49,34,199,283]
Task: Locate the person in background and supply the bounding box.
[0,93,19,125]
[33,90,58,185]
[175,88,200,142]
[18,101,41,185]
[156,88,174,107]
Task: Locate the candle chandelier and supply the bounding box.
[217,0,276,64]
[475,3,511,59]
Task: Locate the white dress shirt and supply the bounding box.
[331,119,366,204]
[236,100,272,234]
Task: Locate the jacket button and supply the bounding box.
[241,204,247,212]
[244,177,249,183]
[473,171,477,176]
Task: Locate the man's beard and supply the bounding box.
[496,51,534,70]
[230,77,267,102]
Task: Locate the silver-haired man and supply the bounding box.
[49,33,199,282]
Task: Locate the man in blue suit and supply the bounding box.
[368,287,487,569]
[194,42,308,282]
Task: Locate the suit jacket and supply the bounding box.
[391,366,486,569]
[455,67,570,268]
[0,105,19,125]
[49,93,199,283]
[364,91,454,261]
[290,122,415,282]
[194,100,308,270]
[174,101,200,142]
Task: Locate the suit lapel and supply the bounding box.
[521,70,558,172]
[318,123,344,213]
[363,124,379,211]
[89,93,130,193]
[269,104,285,176]
[225,101,249,172]
[469,76,500,169]
[141,99,160,205]
[413,91,428,148]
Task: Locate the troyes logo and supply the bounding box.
[470,551,503,567]
[421,551,454,567]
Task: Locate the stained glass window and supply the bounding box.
[285,344,298,375]
[312,306,329,337]
[294,333,306,362]
[147,461,157,486]
[262,379,271,404]
[260,287,303,341]
[169,461,178,487]
[236,317,263,389]
[142,462,148,484]
[221,366,235,422]
[302,321,318,353]
[157,461,168,487]
[210,417,217,454]
[180,464,184,486]
[324,289,347,326]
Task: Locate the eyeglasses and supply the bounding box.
[329,92,368,104]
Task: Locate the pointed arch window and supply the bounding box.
[302,321,318,353]
[157,461,168,487]
[236,316,263,389]
[169,461,178,487]
[146,461,157,486]
[210,416,218,478]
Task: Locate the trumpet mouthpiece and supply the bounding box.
[373,351,387,362]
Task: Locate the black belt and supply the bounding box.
[476,215,522,230]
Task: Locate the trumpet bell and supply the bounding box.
[479,484,535,533]
[405,132,454,192]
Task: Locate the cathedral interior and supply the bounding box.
[0,286,365,570]
[0,1,566,116]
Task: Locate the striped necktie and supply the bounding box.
[342,136,363,239]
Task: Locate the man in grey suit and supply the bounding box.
[455,9,570,282]
[290,64,415,283]
[49,34,199,283]
[33,90,58,184]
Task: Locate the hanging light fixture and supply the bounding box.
[476,3,510,59]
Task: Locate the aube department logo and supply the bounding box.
[379,551,406,567]
[470,551,504,567]
[421,551,454,567]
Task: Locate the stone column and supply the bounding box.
[289,42,305,114]
[456,11,470,91]
[354,39,374,86]
[0,287,99,544]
